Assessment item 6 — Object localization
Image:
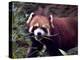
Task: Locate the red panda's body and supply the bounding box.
[52,17,77,51]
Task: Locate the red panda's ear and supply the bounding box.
[49,14,54,28]
[26,12,34,25]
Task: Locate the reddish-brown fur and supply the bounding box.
[26,6,78,56]
[53,17,77,50]
[29,15,50,29]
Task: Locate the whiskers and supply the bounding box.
[46,33,58,37]
[25,32,58,41]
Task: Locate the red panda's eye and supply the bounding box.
[41,27,48,33]
[34,26,38,28]
[32,26,38,32]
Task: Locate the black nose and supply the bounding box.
[37,32,41,36]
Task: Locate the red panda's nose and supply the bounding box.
[37,32,41,36]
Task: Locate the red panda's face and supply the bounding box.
[26,12,54,40]
[29,15,51,36]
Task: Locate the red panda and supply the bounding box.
[26,7,78,57]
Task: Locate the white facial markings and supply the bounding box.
[26,12,34,24]
[42,25,46,28]
[34,28,45,36]
[50,14,54,28]
[29,26,33,33]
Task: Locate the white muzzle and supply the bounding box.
[34,28,46,36]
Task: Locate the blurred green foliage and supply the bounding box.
[11,2,32,58]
